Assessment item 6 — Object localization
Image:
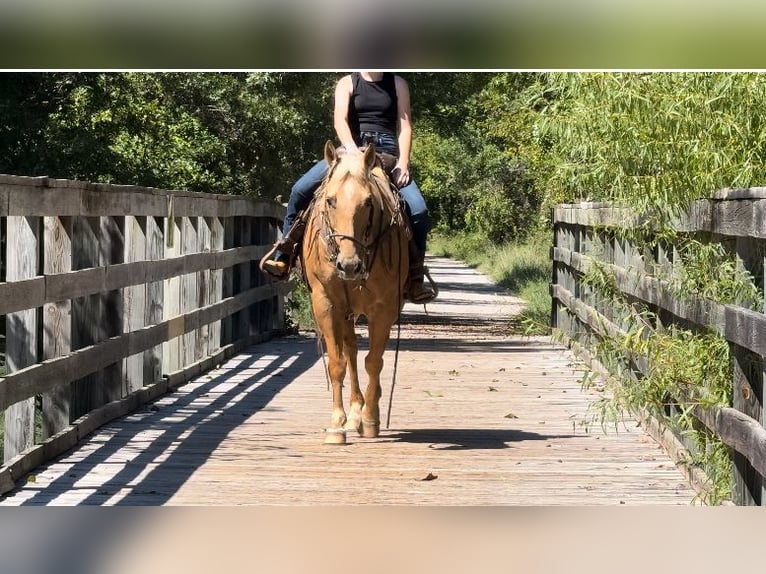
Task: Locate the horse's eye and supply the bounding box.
[364,197,373,208]
[326,196,336,209]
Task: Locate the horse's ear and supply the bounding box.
[324,140,337,165]
[363,143,376,171]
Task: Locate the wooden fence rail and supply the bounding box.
[0,174,287,494]
[551,190,766,506]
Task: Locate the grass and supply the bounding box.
[428,231,552,334]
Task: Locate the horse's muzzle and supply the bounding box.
[335,256,366,281]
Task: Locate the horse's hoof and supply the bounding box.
[324,428,347,445]
[361,419,380,438]
[345,419,363,435]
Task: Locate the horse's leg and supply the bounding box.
[342,320,364,434]
[361,315,395,438]
[312,296,348,443]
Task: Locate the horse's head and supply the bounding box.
[321,140,379,281]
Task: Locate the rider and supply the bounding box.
[261,71,436,304]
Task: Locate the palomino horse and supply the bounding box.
[301,141,409,444]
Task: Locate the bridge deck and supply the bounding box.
[0,257,695,505]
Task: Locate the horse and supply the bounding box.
[301,141,410,444]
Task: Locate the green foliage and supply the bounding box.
[0,71,337,198]
[670,238,763,309]
[576,260,734,503]
[536,72,766,219]
[411,72,544,244]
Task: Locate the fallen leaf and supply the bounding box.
[504,412,519,419]
[26,474,36,484]
[448,369,459,376]
[421,472,438,481]
[498,367,506,372]
[488,386,498,392]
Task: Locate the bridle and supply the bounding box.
[321,172,402,281]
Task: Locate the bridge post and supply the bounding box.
[124,216,147,395]
[145,216,164,385]
[221,217,234,345]
[197,217,212,359]
[42,215,73,440]
[163,216,182,375]
[101,216,125,404]
[71,217,103,419]
[209,217,224,352]
[237,217,252,342]
[181,216,198,367]
[731,236,765,505]
[4,215,39,462]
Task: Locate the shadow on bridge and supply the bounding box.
[389,428,578,450]
[9,254,552,508]
[15,337,320,506]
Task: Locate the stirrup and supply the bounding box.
[408,266,438,303]
[259,244,290,280]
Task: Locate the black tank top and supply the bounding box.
[348,72,398,137]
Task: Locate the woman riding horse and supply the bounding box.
[262,71,436,304]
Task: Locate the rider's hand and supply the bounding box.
[392,162,410,187]
[340,144,362,155]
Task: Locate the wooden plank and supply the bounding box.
[81,189,133,216]
[731,236,765,505]
[209,217,224,353]
[163,217,182,376]
[44,266,105,303]
[221,218,235,345]
[0,277,45,316]
[41,216,73,440]
[7,186,83,217]
[123,216,147,395]
[181,217,198,368]
[3,216,39,462]
[71,216,103,420]
[197,217,212,360]
[693,405,766,481]
[101,216,124,404]
[237,218,252,342]
[714,187,766,200]
[0,184,9,217]
[0,177,285,221]
[145,216,164,386]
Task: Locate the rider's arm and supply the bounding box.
[394,75,412,187]
[333,75,360,153]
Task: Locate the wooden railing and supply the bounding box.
[551,190,766,505]
[0,174,287,494]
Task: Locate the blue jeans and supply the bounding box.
[281,133,431,256]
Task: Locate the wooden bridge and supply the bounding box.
[1,254,695,505]
[0,175,702,504]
